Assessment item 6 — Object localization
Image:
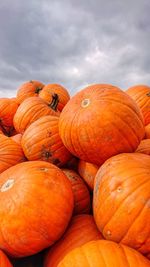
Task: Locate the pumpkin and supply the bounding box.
[21,115,72,167]
[44,214,103,267]
[93,153,150,256]
[59,84,145,165]
[78,160,99,190]
[0,98,18,135]
[10,133,22,145]
[58,240,150,267]
[62,169,91,214]
[0,250,12,267]
[126,85,150,125]
[39,84,70,111]
[16,80,45,104]
[0,161,74,257]
[0,134,25,173]
[145,124,150,139]
[13,97,59,133]
[135,139,150,155]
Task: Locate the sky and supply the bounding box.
[0,0,150,98]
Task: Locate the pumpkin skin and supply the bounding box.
[44,214,103,267]
[0,250,12,267]
[126,85,150,125]
[13,97,60,133]
[58,240,150,267]
[0,134,25,173]
[10,133,22,145]
[136,139,150,155]
[39,84,70,111]
[0,161,74,257]
[62,169,91,214]
[145,124,150,139]
[21,115,72,167]
[59,84,145,165]
[93,153,150,256]
[16,80,45,104]
[78,160,99,190]
[0,98,18,135]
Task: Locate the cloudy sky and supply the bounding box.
[0,0,150,97]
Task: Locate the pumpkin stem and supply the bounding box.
[146,92,150,97]
[49,93,59,111]
[35,87,43,94]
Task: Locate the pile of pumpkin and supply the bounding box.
[0,81,150,267]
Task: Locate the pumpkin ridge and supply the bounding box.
[102,178,150,241]
[120,196,150,245]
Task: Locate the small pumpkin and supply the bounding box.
[136,139,150,155]
[13,97,59,133]
[93,153,150,256]
[126,85,150,125]
[44,214,103,267]
[21,115,72,167]
[0,250,13,267]
[0,98,18,135]
[62,169,91,214]
[59,84,145,165]
[0,161,74,257]
[0,134,25,173]
[78,160,99,190]
[58,240,150,267]
[39,83,70,111]
[16,80,45,104]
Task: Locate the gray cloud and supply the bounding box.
[0,0,150,97]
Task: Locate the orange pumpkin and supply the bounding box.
[16,80,45,104]
[0,98,18,135]
[0,161,74,257]
[59,84,145,165]
[136,139,150,155]
[78,160,99,190]
[62,169,91,214]
[44,214,103,267]
[145,124,150,139]
[0,134,25,173]
[126,85,150,125]
[58,240,150,267]
[0,250,12,266]
[93,153,150,256]
[10,133,22,145]
[13,97,59,133]
[39,84,70,111]
[21,116,72,167]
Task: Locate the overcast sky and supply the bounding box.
[0,0,150,98]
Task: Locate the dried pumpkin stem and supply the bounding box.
[49,93,59,111]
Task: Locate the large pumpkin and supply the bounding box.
[44,214,103,267]
[0,134,25,173]
[16,80,45,104]
[59,84,145,165]
[0,250,12,267]
[13,97,59,133]
[39,83,70,111]
[78,160,99,190]
[126,85,150,125]
[21,115,72,166]
[62,169,91,214]
[0,161,74,257]
[58,240,150,267]
[93,153,150,256]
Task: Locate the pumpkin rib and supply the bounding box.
[120,196,150,245]
[113,110,141,144]
[101,176,150,235]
